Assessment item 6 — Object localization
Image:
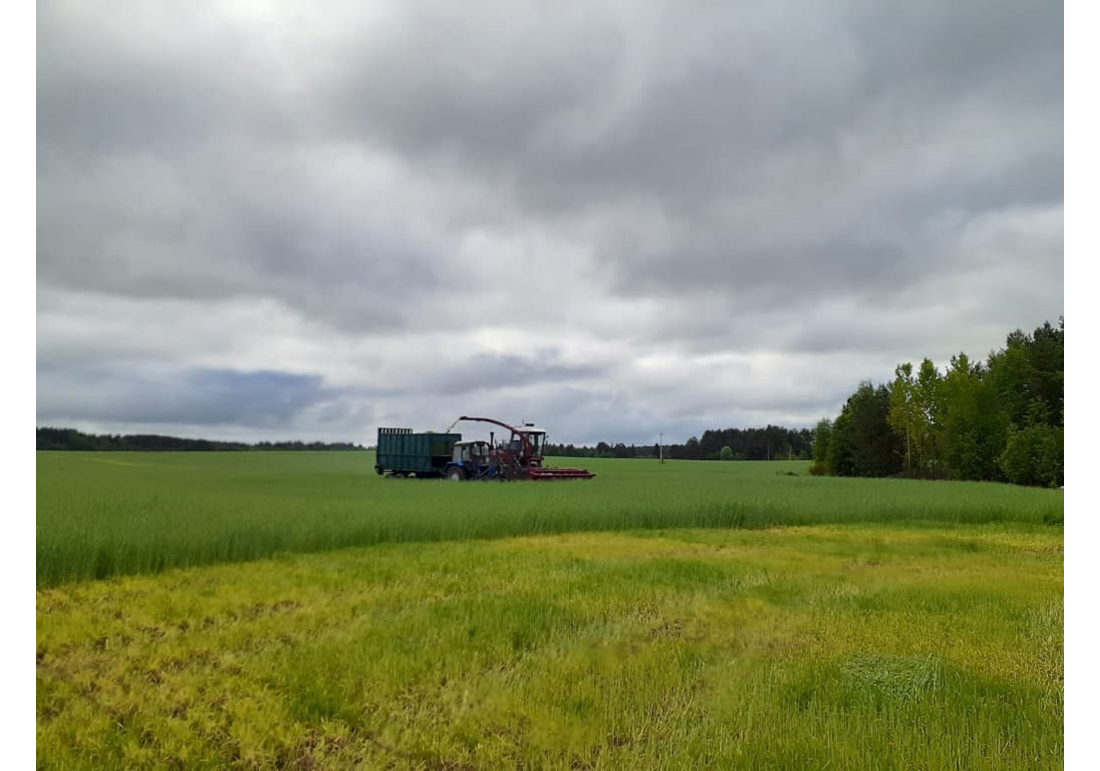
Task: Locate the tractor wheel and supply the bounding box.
[446,467,465,482]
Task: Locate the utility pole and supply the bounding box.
[659,432,664,464]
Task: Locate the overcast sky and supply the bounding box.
[36,0,1063,446]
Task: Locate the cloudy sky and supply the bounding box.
[36,0,1063,445]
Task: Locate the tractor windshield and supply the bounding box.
[522,432,545,458]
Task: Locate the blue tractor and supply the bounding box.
[444,440,499,481]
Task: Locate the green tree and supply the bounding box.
[888,363,918,477]
[937,353,1007,480]
[986,321,1064,437]
[848,382,903,477]
[913,358,943,478]
[1026,319,1064,427]
[719,445,734,461]
[826,383,901,477]
[827,410,855,477]
[822,318,1062,486]
[1000,425,1064,488]
[811,418,833,474]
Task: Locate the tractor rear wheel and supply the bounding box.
[446,467,465,482]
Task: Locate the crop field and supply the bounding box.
[37,452,1061,586]
[36,453,1063,768]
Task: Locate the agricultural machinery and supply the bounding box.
[374,416,595,481]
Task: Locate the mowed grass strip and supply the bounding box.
[36,452,1064,585]
[37,524,1063,770]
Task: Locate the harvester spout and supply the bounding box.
[453,416,532,456]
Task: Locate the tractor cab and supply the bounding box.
[499,426,546,462]
[452,440,491,464]
[517,425,547,462]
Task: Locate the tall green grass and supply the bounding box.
[37,525,1063,769]
[36,452,1063,586]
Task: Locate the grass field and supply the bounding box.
[36,453,1064,768]
[36,452,1063,586]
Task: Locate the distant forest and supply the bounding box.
[547,425,813,461]
[38,426,812,459]
[38,425,813,460]
[36,428,366,452]
[812,319,1063,488]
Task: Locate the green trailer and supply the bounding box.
[375,428,461,478]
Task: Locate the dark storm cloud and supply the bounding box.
[36,3,450,336]
[324,1,1061,199]
[320,0,1061,303]
[37,365,330,427]
[36,0,1062,440]
[36,141,448,332]
[35,2,307,158]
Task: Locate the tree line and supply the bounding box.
[39,425,813,458]
[811,319,1063,487]
[547,425,813,461]
[36,428,366,452]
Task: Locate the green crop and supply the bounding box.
[36,452,1063,586]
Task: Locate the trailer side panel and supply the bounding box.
[376,428,461,476]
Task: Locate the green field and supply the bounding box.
[37,452,1061,586]
[36,453,1063,768]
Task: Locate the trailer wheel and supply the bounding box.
[446,467,465,482]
